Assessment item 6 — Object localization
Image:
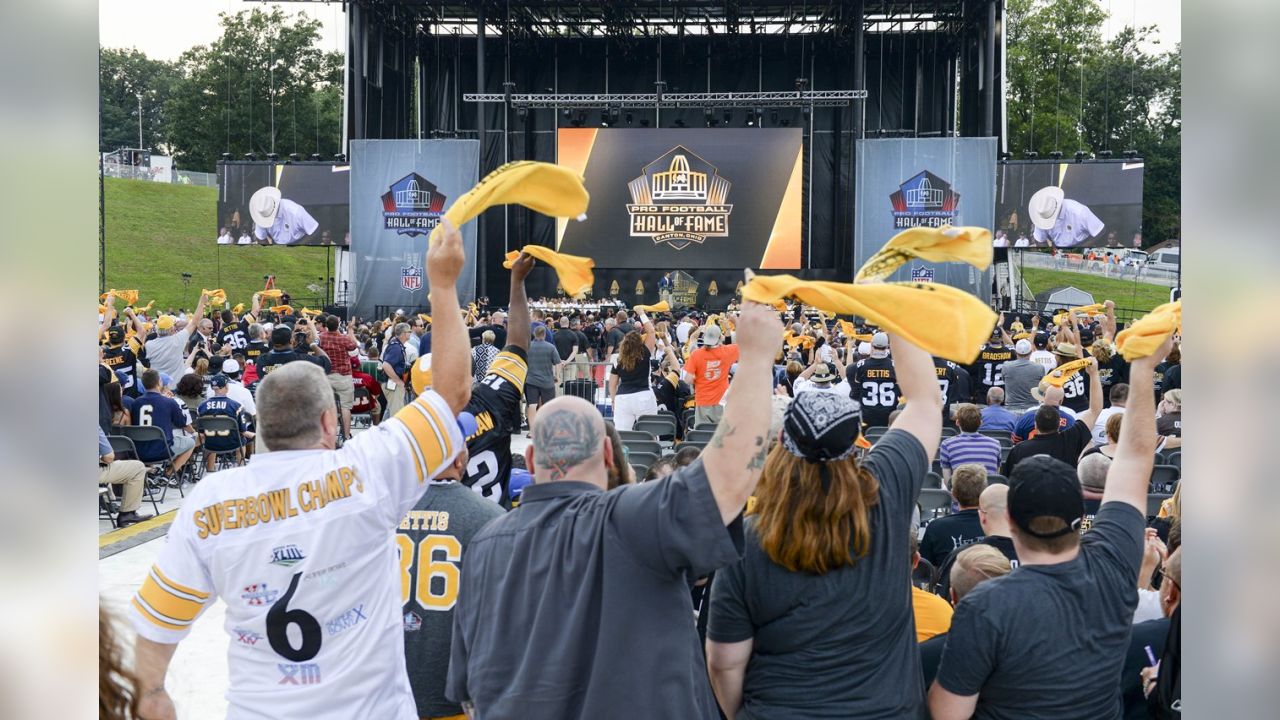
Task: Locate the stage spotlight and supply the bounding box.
[266,153,279,161]
[1025,150,1039,159]
[600,110,610,127]
[221,153,232,161]
[999,151,1013,161]
[723,109,732,125]
[770,110,779,125]
[625,111,633,125]
[1124,149,1139,159]
[517,107,528,121]
[562,108,571,119]
[746,110,757,127]
[571,110,585,127]
[802,105,811,117]
[334,153,347,162]
[1048,151,1063,160]
[1074,150,1088,162]
[1098,149,1114,159]
[288,153,301,162]
[244,153,257,161]
[674,118,686,128]
[704,108,715,127]
[610,107,620,126]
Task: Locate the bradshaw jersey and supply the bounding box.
[397,482,504,718]
[851,357,899,427]
[969,342,1014,397]
[461,345,528,507]
[129,389,463,720]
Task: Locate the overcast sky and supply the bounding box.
[100,0,1180,60]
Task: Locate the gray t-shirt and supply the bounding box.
[1000,358,1046,411]
[145,332,188,380]
[400,482,505,718]
[525,339,560,388]
[448,459,744,718]
[934,502,1145,719]
[707,430,929,719]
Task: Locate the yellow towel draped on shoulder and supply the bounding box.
[1042,358,1092,387]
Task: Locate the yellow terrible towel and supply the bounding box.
[1070,303,1107,316]
[855,226,993,282]
[202,289,228,306]
[100,289,140,305]
[504,246,595,299]
[742,275,997,364]
[635,301,670,313]
[1042,358,1092,387]
[1116,301,1181,361]
[259,288,284,301]
[432,161,590,244]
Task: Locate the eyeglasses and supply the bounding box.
[1159,570,1179,590]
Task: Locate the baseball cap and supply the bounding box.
[159,372,173,389]
[811,362,838,384]
[210,374,229,389]
[871,332,889,349]
[857,341,872,356]
[702,324,723,347]
[156,315,176,331]
[106,325,125,344]
[1007,455,1084,538]
[271,326,294,346]
[508,469,534,504]
[1015,339,1033,355]
[411,353,434,389]
[222,358,241,376]
[1033,332,1049,349]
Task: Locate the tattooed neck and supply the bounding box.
[534,410,602,481]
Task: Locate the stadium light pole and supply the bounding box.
[136,92,144,149]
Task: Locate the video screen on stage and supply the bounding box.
[995,160,1144,249]
[217,162,350,247]
[556,128,804,269]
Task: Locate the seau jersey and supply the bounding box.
[129,390,463,720]
[461,346,528,507]
[851,357,899,427]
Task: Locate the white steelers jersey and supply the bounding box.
[130,389,463,720]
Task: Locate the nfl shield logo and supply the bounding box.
[401,266,423,292]
[910,266,935,283]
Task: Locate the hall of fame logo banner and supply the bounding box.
[625,147,733,251]
[890,170,960,229]
[382,172,447,236]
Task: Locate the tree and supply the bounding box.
[163,8,344,172]
[99,48,180,153]
[1005,0,1181,242]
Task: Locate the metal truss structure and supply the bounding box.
[463,90,868,109]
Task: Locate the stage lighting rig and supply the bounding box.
[1098,149,1113,159]
[1048,151,1063,160]
[244,153,257,161]
[1025,151,1039,159]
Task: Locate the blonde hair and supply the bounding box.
[752,444,880,574]
[949,544,1012,600]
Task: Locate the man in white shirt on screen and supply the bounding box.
[250,186,319,245]
[1029,186,1105,248]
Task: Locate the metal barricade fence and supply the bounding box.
[556,360,614,410]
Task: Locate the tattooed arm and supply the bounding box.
[701,301,784,524]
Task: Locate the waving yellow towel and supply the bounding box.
[300,307,322,316]
[100,289,140,305]
[273,304,294,316]
[635,301,670,313]
[1116,301,1181,361]
[742,276,996,364]
[432,161,590,244]
[1070,303,1107,316]
[855,226,993,282]
[504,245,595,299]
[418,313,433,324]
[1042,358,1092,387]
[202,289,228,306]
[231,303,246,316]
[259,288,284,301]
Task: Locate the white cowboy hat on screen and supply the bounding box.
[1028,185,1065,230]
[249,186,283,228]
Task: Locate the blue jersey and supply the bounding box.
[197,396,250,449]
[130,391,188,461]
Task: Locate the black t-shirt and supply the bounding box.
[1122,618,1170,720]
[919,632,948,688]
[1100,355,1130,403]
[1160,364,1181,392]
[255,349,325,378]
[552,328,579,361]
[919,509,985,567]
[708,430,930,719]
[1002,419,1093,475]
[933,535,1019,601]
[934,503,1146,720]
[1081,497,1104,532]
[611,347,653,395]
[98,364,114,436]
[469,324,507,349]
[851,356,899,427]
[605,327,625,354]
[461,346,528,507]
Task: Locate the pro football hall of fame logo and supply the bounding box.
[382,173,447,236]
[889,170,960,229]
[626,147,733,250]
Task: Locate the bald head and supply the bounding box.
[525,396,610,487]
[978,484,1011,537]
[1041,385,1065,407]
[986,386,1005,406]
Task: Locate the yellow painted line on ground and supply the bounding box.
[99,509,176,548]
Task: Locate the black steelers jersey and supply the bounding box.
[461,345,528,508]
[243,340,270,366]
[969,342,1015,398]
[933,357,966,419]
[102,338,143,396]
[852,356,899,428]
[218,318,251,351]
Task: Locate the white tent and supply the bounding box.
[1035,286,1095,312]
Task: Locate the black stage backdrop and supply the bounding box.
[368,32,969,305]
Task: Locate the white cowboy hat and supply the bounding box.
[249,186,283,228]
[1028,185,1065,230]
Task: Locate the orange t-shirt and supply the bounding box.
[684,344,740,407]
[912,585,954,642]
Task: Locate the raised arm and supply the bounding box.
[181,292,209,339]
[98,294,117,339]
[1104,335,1175,513]
[425,220,472,414]
[887,332,943,460]
[249,292,262,321]
[636,309,657,353]
[1074,358,1104,429]
[506,253,534,352]
[701,300,783,523]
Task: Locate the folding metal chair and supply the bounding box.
[352,386,374,429]
[940,427,958,438]
[623,439,662,457]
[634,414,677,443]
[618,430,657,444]
[116,426,184,501]
[106,435,163,515]
[916,488,954,522]
[1146,493,1172,519]
[196,416,247,471]
[987,473,1009,485]
[100,485,118,528]
[1149,465,1180,494]
[685,428,718,444]
[626,450,660,470]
